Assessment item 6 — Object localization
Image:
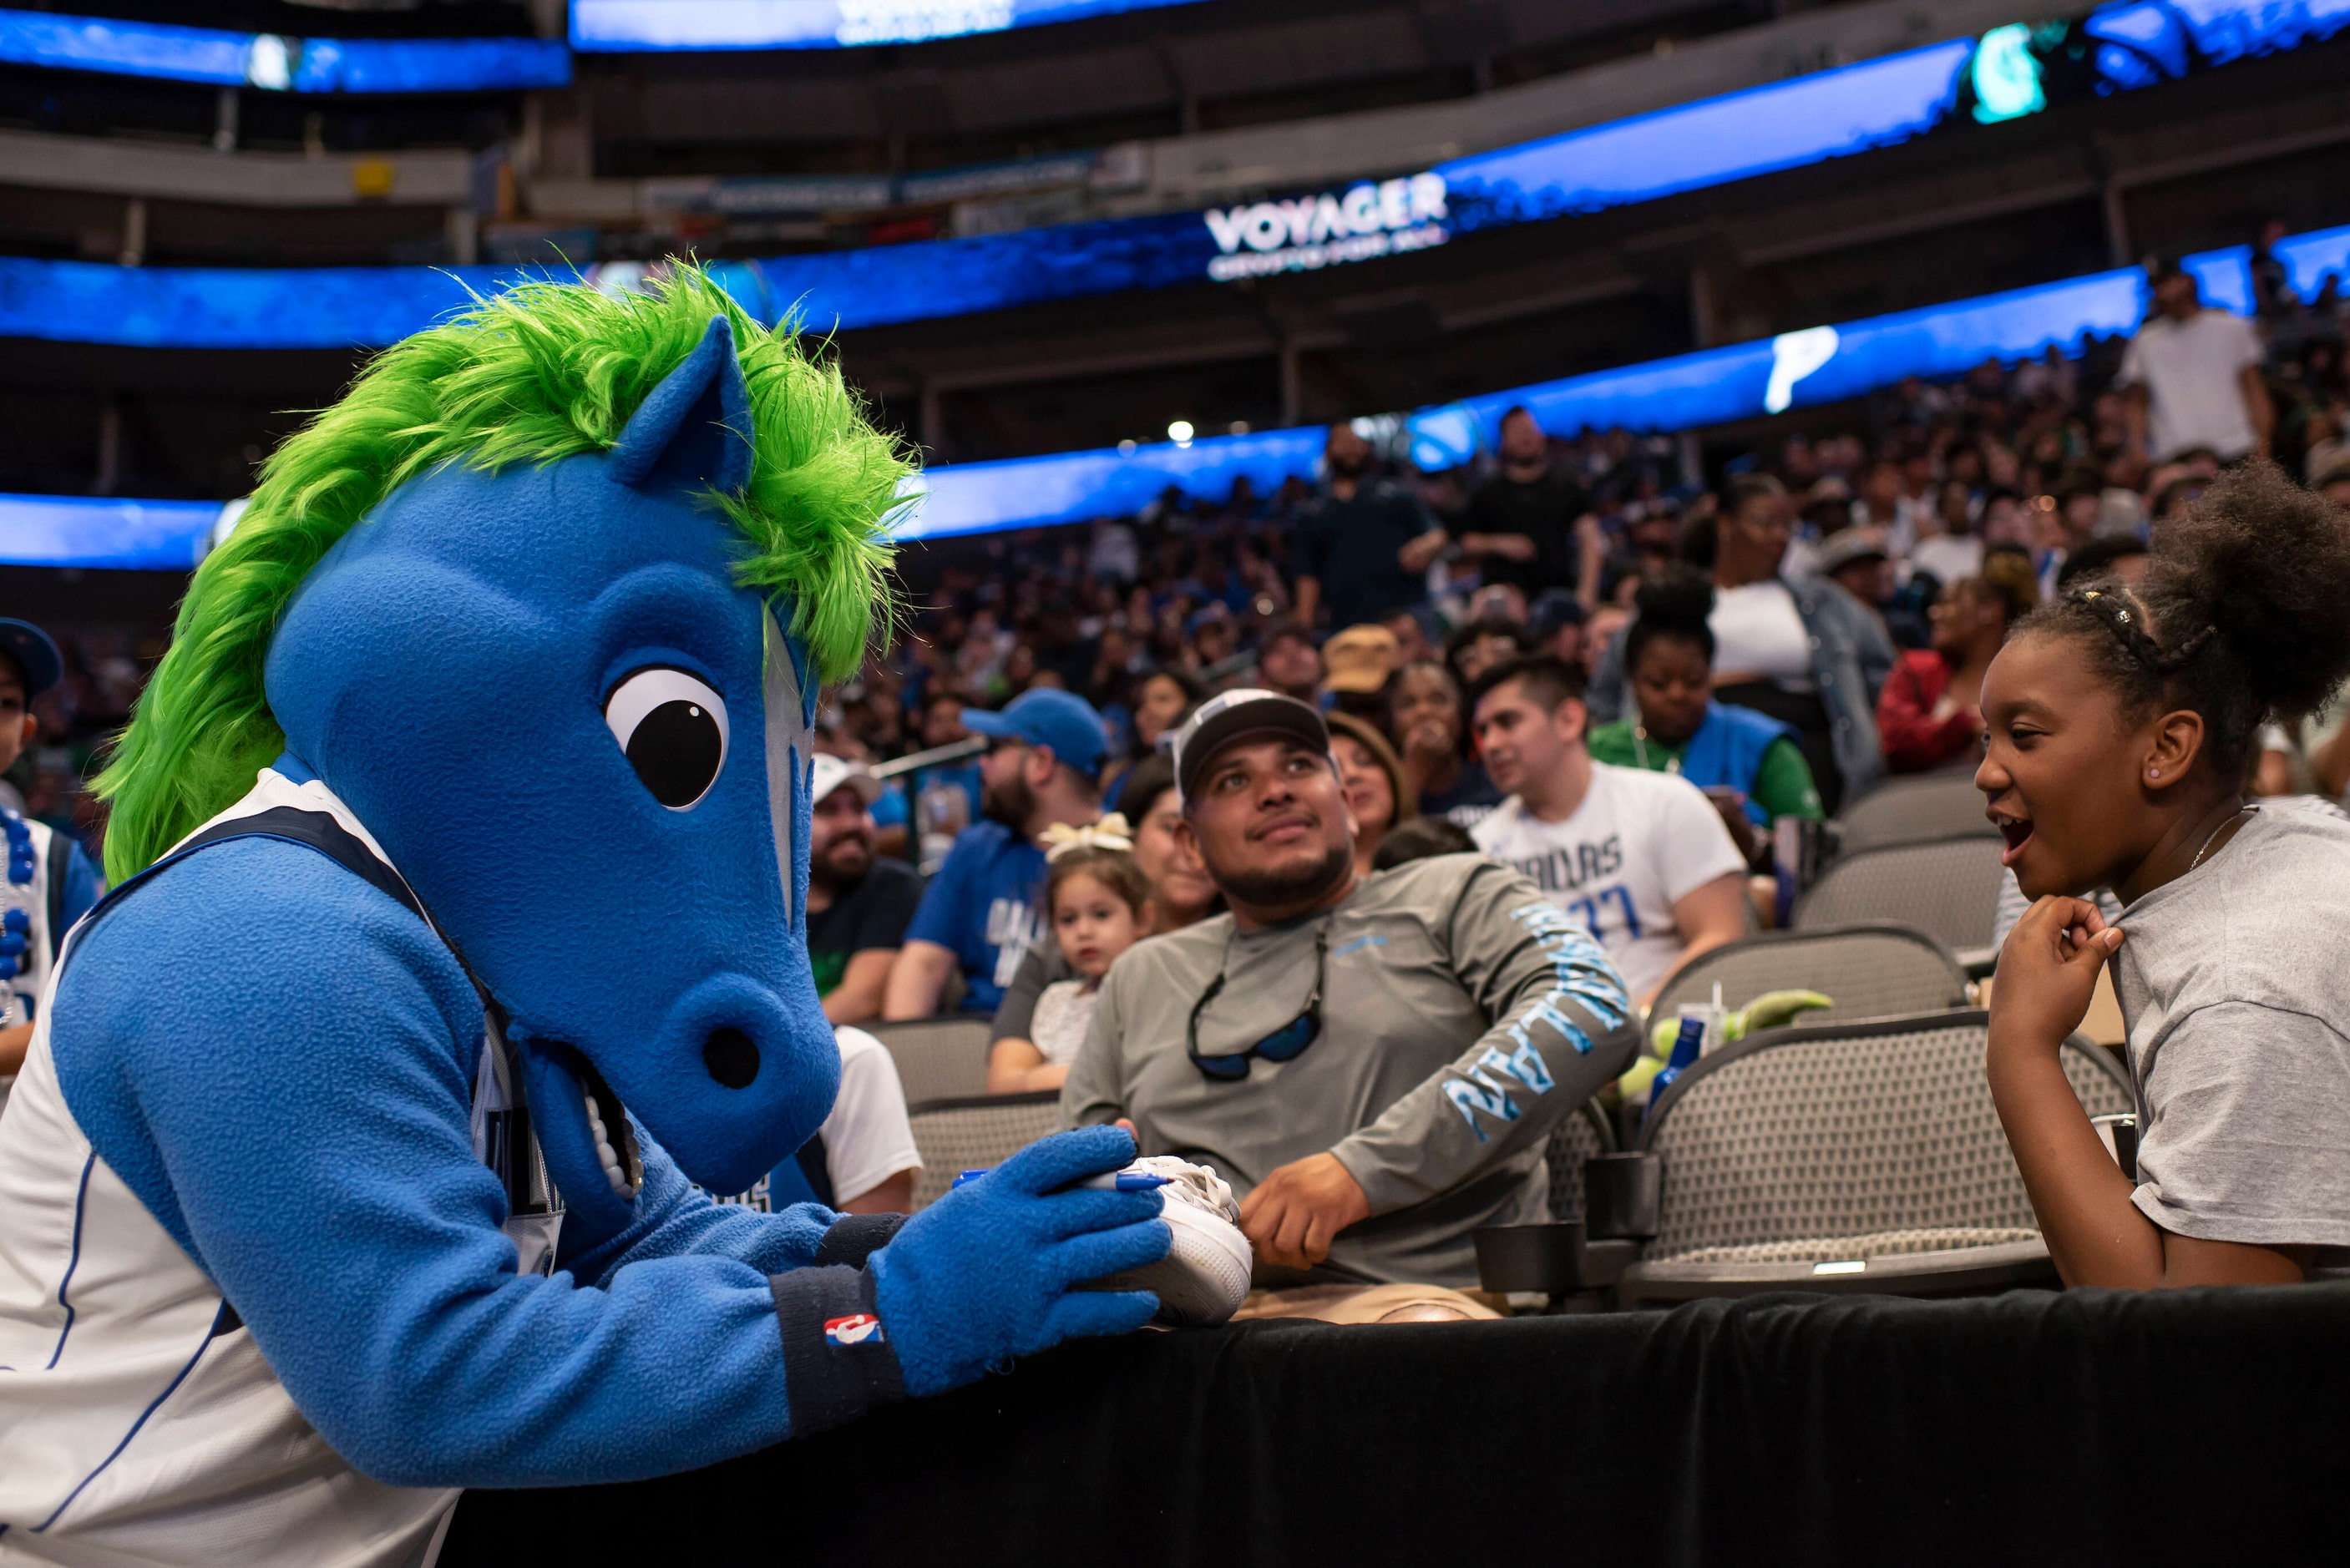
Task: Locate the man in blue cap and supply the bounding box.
[884,687,1108,1018]
[0,619,105,1108]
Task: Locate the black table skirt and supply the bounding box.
[443,1283,2347,1565]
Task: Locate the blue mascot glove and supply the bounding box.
[869,1123,1171,1397]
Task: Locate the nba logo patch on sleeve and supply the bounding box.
[823,1312,886,1348]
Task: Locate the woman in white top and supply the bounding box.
[1589,477,1895,807]
[1708,474,1859,810]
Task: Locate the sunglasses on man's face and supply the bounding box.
[1188,923,1326,1081]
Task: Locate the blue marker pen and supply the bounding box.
[950,1168,1168,1192]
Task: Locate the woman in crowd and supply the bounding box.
[1984,462,2350,1287]
[986,751,1216,1090]
[1587,564,1824,827]
[1594,473,1892,812]
[1103,663,1203,804]
[985,837,1155,1094]
[1388,659,1502,827]
[1326,710,1414,879]
[1118,751,1220,931]
[1877,549,2039,774]
[1130,664,1203,756]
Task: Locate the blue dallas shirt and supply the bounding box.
[904,820,1046,1014]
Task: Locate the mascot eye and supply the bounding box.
[604,666,730,810]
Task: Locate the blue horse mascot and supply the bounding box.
[0,273,1168,1565]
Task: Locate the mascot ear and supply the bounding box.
[608,315,756,497]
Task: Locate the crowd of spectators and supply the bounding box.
[791,259,2341,947]
[17,256,2350,1311]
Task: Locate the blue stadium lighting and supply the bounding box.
[1436,40,1973,230]
[4,228,2334,564]
[2277,222,2350,297]
[0,7,570,92]
[1,0,2341,346]
[895,264,2163,541]
[570,0,1208,51]
[0,493,224,570]
[2088,0,2350,73]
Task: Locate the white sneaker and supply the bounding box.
[1086,1156,1253,1328]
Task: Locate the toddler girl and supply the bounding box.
[990,826,1154,1094]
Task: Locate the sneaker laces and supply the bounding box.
[1127,1155,1240,1224]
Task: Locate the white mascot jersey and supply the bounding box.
[0,774,468,1568]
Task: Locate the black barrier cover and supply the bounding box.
[446,1282,2347,1564]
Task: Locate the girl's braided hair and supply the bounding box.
[2011,462,2350,781]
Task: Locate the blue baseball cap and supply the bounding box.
[0,620,62,698]
[960,688,1107,776]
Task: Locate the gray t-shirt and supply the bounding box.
[1061,852,1638,1287]
[2112,796,2350,1252]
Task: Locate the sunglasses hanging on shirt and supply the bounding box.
[1187,923,1327,1081]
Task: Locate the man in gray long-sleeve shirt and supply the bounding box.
[1061,690,1638,1292]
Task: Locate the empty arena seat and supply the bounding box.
[1649,923,1972,1025]
[1617,1009,2131,1305]
[906,1090,1061,1211]
[1545,1099,1618,1222]
[1793,836,2008,954]
[1835,774,2000,853]
[869,1015,992,1105]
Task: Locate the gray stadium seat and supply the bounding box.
[1835,773,1999,853]
[1545,1099,1618,1222]
[906,1090,1061,1211]
[1618,1009,2130,1305]
[869,1015,993,1105]
[1793,835,2008,953]
[1649,923,1971,1025]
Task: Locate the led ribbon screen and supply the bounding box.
[3,0,2342,346]
[0,7,569,92]
[571,0,1208,51]
[16,223,2347,565]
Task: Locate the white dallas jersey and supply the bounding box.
[1471,761,1747,999]
[0,772,512,1567]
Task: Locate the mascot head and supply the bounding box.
[97,272,909,1230]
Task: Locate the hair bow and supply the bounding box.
[1041,813,1134,861]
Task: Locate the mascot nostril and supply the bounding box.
[703,1027,761,1088]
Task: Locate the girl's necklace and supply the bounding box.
[2187,806,2253,873]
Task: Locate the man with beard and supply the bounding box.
[1293,424,1447,632]
[805,754,923,1025]
[1061,690,1637,1318]
[884,688,1107,1018]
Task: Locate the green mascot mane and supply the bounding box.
[94,269,910,884]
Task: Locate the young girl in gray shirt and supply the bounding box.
[1979,462,2350,1287]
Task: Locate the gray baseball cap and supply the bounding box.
[1170,688,1334,805]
